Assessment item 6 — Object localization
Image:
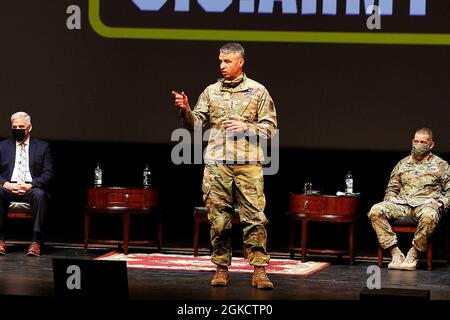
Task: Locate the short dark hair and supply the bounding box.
[220,42,245,58]
[415,127,433,140]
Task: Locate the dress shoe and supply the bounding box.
[27,242,41,257]
[0,241,6,255]
[211,266,229,286]
[252,266,273,289]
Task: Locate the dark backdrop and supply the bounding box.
[0,1,450,150]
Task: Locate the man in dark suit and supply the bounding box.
[0,111,54,256]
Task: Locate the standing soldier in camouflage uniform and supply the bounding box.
[172,43,277,288]
[368,128,450,270]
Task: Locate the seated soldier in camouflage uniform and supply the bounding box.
[368,128,450,270]
[172,43,277,288]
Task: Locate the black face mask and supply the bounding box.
[12,128,26,141]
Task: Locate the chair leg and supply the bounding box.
[427,241,432,271]
[193,217,200,257]
[445,220,450,266]
[377,244,383,268]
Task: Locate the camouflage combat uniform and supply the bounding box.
[368,153,450,251]
[181,74,277,267]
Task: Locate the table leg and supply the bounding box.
[301,220,308,263]
[289,219,295,259]
[83,210,89,252]
[349,221,355,265]
[123,213,130,254]
[157,212,163,252]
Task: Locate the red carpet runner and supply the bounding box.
[96,252,329,276]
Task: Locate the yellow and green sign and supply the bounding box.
[89,0,450,45]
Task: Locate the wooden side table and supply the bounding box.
[84,187,162,254]
[287,193,358,264]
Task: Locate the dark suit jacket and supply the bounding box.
[0,137,54,191]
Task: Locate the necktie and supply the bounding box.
[17,142,27,184]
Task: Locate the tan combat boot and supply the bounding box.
[398,247,419,271]
[211,266,229,286]
[252,266,273,289]
[388,246,405,270]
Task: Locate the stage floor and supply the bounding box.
[1,243,450,301]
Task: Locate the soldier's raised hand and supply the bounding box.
[171,91,190,111]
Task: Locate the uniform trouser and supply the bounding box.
[368,201,441,252]
[202,163,270,267]
[0,187,49,242]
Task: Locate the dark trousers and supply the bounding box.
[0,187,49,242]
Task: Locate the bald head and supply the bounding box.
[414,127,433,142]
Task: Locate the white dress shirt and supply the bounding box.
[11,137,33,183]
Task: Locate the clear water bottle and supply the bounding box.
[345,171,353,194]
[94,162,102,187]
[143,163,151,188]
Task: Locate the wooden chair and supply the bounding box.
[7,202,32,219]
[193,206,247,258]
[377,216,450,271]
[4,202,32,243]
